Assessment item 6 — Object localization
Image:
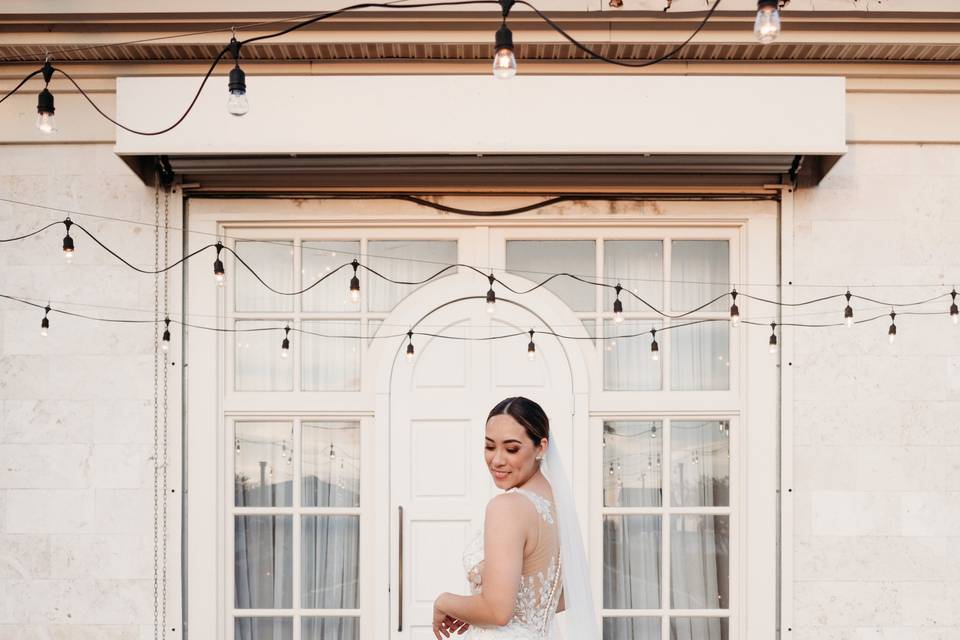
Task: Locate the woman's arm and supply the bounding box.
[435,494,526,627]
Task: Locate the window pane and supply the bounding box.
[582,319,597,345]
[604,240,663,312]
[303,617,359,640]
[367,240,458,312]
[302,421,361,508]
[604,617,660,640]
[670,515,729,610]
[604,320,661,391]
[506,240,596,311]
[670,322,729,391]
[301,321,361,391]
[235,240,294,312]
[603,515,661,609]
[670,617,728,640]
[235,617,292,640]
[301,515,360,609]
[603,421,662,507]
[235,422,294,507]
[234,516,293,609]
[235,321,293,392]
[671,421,730,507]
[302,241,361,312]
[671,240,729,313]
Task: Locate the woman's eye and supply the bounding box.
[507,449,520,454]
[485,446,495,451]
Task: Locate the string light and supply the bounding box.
[486,274,497,314]
[40,304,50,336]
[527,329,536,360]
[161,317,171,351]
[213,242,225,286]
[729,289,740,327]
[36,61,55,134]
[754,0,782,44]
[405,330,415,361]
[950,289,958,325]
[844,290,854,328]
[492,0,517,79]
[280,325,291,357]
[61,218,74,262]
[650,327,659,362]
[226,37,249,117]
[888,311,897,344]
[349,259,361,303]
[613,284,624,323]
[768,321,778,354]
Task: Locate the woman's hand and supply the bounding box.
[433,594,470,638]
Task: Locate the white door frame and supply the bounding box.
[368,269,594,637]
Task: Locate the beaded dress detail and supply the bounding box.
[461,488,563,639]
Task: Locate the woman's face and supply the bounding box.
[484,413,546,490]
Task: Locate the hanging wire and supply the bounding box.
[0,0,726,135]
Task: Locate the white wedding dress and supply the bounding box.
[461,487,564,640]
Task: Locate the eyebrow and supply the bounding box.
[485,437,523,445]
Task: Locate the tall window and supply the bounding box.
[228,235,458,640]
[507,236,735,639]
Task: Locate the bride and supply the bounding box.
[432,396,600,640]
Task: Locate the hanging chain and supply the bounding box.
[152,171,170,640]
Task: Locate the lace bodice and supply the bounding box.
[461,487,563,639]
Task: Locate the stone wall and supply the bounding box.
[792,143,960,640]
[0,144,164,640]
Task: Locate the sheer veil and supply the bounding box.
[540,438,601,639]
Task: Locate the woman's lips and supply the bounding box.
[492,470,509,479]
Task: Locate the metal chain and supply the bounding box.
[152,172,162,640]
[160,182,170,637]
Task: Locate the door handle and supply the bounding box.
[397,504,404,632]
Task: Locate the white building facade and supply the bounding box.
[1,3,959,640]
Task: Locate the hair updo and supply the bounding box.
[487,396,550,446]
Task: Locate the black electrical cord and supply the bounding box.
[517,0,722,68]
[0,0,725,136]
[2,215,959,316]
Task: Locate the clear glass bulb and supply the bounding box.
[215,274,225,287]
[349,288,360,303]
[227,90,249,117]
[730,315,739,327]
[63,249,73,262]
[769,342,778,354]
[888,332,896,345]
[754,6,781,44]
[953,314,958,326]
[280,348,289,359]
[614,313,623,324]
[36,112,55,134]
[492,48,517,79]
[527,350,535,361]
[487,302,496,314]
[40,327,48,337]
[651,352,659,362]
[845,316,853,328]
[161,341,169,352]
[406,350,414,362]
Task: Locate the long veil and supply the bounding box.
[540,439,601,639]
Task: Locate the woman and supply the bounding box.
[432,396,600,640]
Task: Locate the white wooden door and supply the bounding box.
[388,291,575,639]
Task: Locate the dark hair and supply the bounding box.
[487,396,550,445]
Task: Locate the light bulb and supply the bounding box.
[227,60,249,116]
[492,24,516,79]
[493,48,517,79]
[227,90,249,117]
[36,111,55,134]
[730,305,740,327]
[888,332,896,344]
[406,343,414,361]
[953,311,959,326]
[613,295,624,323]
[487,301,496,314]
[349,270,361,303]
[754,2,781,44]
